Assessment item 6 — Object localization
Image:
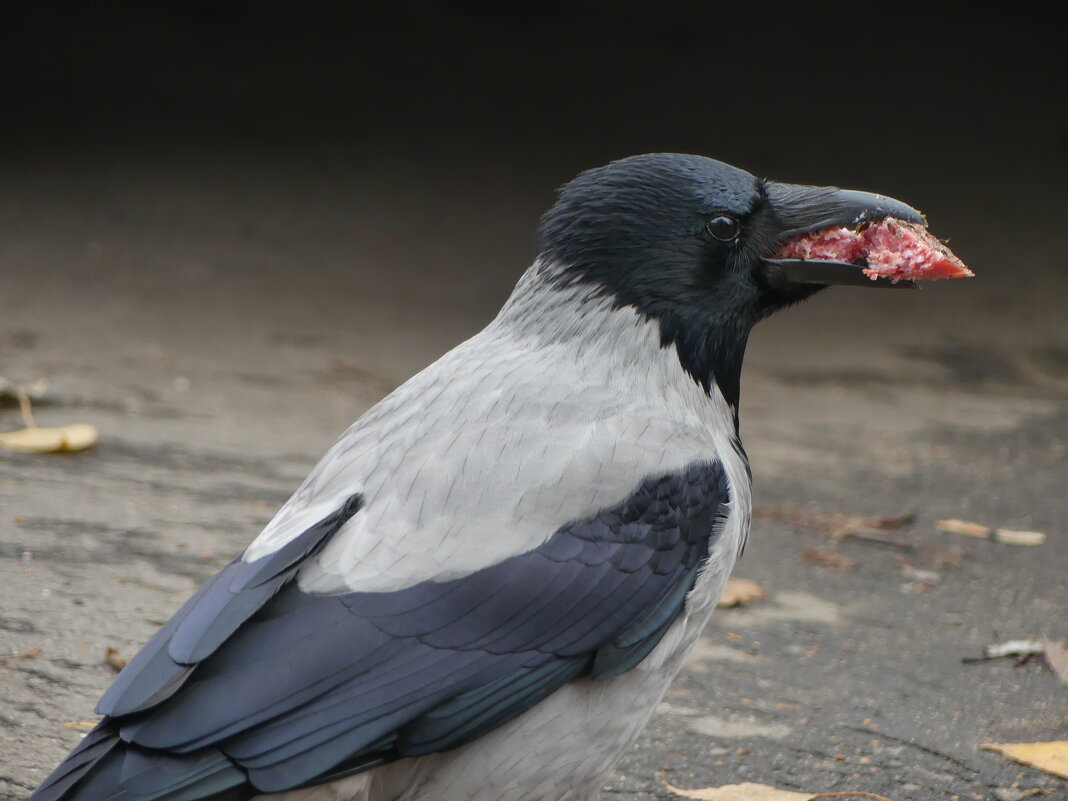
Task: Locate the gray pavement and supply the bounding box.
[1,146,1065,800]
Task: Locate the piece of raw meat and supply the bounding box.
[776,219,973,281]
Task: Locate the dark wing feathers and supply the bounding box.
[96,495,364,719]
[398,654,589,755]
[31,723,248,801]
[592,560,703,680]
[94,576,214,718]
[29,725,121,801]
[169,492,364,664]
[32,463,728,801]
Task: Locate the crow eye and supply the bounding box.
[704,215,740,242]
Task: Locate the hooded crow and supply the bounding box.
[29,154,969,801]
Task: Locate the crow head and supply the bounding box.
[537,153,949,407]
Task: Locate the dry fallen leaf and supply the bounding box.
[666,782,896,801]
[992,788,1043,801]
[666,782,810,800]
[962,639,1046,664]
[936,518,989,538]
[0,378,98,453]
[1042,639,1068,685]
[936,519,1045,547]
[105,646,128,672]
[0,643,43,666]
[992,529,1047,546]
[0,423,98,453]
[981,741,1068,780]
[898,562,941,584]
[802,549,858,569]
[755,506,914,547]
[984,639,1045,659]
[927,544,966,569]
[717,578,766,608]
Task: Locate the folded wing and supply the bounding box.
[32,461,728,800]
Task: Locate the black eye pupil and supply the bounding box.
[705,215,739,242]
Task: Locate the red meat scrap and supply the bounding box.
[775,219,973,282]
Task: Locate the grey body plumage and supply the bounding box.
[30,154,928,801]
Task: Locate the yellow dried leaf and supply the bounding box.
[936,519,1045,546]
[105,646,128,672]
[993,529,1046,546]
[981,741,1068,780]
[0,643,43,665]
[667,782,812,800]
[0,423,97,453]
[936,518,989,537]
[666,782,898,801]
[717,578,766,608]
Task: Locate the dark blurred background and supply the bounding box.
[4,3,1064,180]
[3,3,1064,369]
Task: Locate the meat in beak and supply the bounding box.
[764,182,972,289]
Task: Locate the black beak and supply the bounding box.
[763,181,927,289]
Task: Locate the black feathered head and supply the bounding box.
[537,153,926,407]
